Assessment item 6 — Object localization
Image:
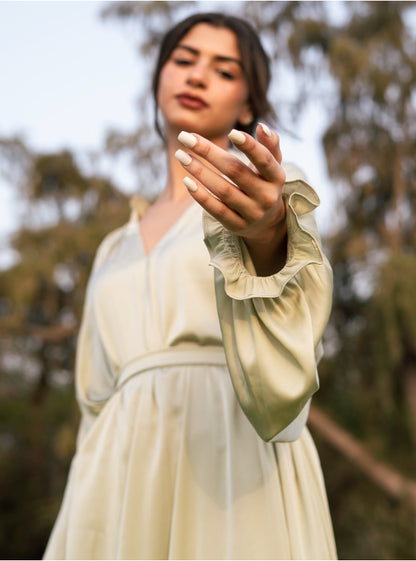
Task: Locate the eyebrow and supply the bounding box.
[174,45,243,67]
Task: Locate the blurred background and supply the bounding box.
[0,1,415,558]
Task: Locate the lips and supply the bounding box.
[176,93,208,110]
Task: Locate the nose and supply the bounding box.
[186,62,208,88]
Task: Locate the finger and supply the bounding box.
[256,122,282,164]
[177,130,255,182]
[227,127,286,184]
[177,131,276,200]
[175,149,263,222]
[182,175,248,232]
[178,128,284,188]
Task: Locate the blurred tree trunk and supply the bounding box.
[309,405,416,507]
[404,364,416,450]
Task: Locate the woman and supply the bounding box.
[44,12,336,560]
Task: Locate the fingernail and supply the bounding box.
[178,131,197,148]
[183,176,198,192]
[175,149,192,166]
[228,129,246,145]
[259,122,272,137]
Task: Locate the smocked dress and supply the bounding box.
[44,163,337,560]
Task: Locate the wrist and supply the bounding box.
[243,218,288,277]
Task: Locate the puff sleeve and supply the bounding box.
[203,164,333,442]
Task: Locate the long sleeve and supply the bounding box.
[203,168,333,442]
[74,227,125,446]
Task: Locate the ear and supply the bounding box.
[237,103,253,126]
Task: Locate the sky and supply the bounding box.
[0,0,335,267]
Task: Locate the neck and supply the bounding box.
[163,151,191,203]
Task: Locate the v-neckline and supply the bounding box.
[137,200,198,258]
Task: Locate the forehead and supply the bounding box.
[177,23,241,60]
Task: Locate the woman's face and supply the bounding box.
[157,23,252,145]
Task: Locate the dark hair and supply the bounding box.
[152,12,275,140]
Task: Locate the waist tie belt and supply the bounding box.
[116,345,227,391]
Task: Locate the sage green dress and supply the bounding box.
[44,164,337,560]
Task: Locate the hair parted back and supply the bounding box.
[152,12,275,140]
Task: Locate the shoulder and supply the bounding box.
[91,193,152,275]
[91,224,130,274]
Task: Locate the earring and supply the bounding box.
[238,113,253,126]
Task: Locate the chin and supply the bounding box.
[161,113,231,146]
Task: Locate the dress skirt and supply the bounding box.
[45,349,336,559]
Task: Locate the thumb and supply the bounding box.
[256,122,282,164]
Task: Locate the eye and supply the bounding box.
[173,58,193,66]
[217,69,236,80]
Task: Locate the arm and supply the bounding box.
[176,130,333,441]
[203,178,332,441]
[74,227,124,446]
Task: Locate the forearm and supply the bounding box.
[243,216,288,277]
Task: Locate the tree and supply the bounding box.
[280,2,416,555]
[0,139,130,558]
[284,0,416,451]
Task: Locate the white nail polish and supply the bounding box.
[183,176,198,192]
[259,122,272,137]
[228,129,246,145]
[178,131,197,148]
[175,149,192,166]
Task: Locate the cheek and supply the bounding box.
[219,77,248,103]
[221,84,249,112]
[157,64,176,105]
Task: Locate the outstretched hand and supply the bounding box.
[175,123,287,275]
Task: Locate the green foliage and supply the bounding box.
[0,146,130,558]
[31,151,89,201]
[0,374,79,559]
[372,254,416,376]
[308,2,416,472]
[314,434,416,560]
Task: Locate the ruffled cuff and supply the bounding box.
[203,178,324,300]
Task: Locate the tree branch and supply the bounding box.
[308,404,416,510]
